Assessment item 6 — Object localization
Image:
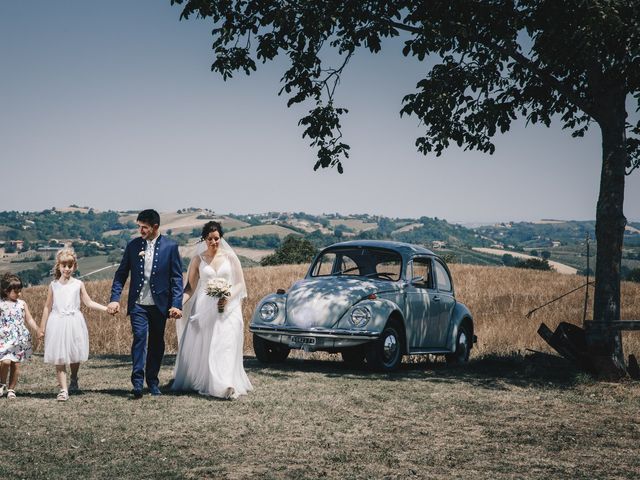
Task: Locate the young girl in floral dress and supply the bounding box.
[0,273,39,399]
[39,248,107,401]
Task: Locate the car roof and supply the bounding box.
[321,240,436,257]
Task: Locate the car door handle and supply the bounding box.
[433,296,441,302]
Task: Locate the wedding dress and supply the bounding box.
[172,239,253,399]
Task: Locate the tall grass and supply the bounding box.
[19,264,640,358]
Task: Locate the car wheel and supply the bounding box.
[445,325,471,365]
[253,334,290,363]
[341,345,366,368]
[366,322,403,371]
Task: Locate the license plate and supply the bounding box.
[291,336,316,345]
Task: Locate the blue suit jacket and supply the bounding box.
[110,235,183,316]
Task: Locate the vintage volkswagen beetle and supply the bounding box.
[250,240,475,371]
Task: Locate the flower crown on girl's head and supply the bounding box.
[54,247,78,280]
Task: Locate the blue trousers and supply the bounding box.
[129,304,166,390]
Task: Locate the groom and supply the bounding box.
[108,209,183,398]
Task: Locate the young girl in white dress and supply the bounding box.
[39,248,107,401]
[0,273,39,399]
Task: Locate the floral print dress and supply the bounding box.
[0,299,33,362]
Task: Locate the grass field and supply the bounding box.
[3,354,640,478]
[328,218,378,232]
[105,212,250,237]
[4,265,640,478]
[226,225,302,239]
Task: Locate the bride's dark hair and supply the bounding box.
[201,221,224,240]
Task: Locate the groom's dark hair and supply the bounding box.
[137,209,161,227]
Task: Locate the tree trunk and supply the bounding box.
[589,87,627,375]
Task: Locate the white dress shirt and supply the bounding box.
[137,236,157,306]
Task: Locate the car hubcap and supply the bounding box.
[458,332,468,357]
[383,333,398,362]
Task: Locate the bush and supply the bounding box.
[625,268,640,283]
[260,235,317,266]
[514,258,551,271]
[502,254,515,267]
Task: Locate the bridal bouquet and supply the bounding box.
[205,278,232,313]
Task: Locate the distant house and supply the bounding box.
[431,240,447,249]
[551,240,561,247]
[38,246,61,252]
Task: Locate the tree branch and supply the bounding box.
[388,20,596,119]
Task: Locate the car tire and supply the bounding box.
[341,345,366,368]
[365,322,403,371]
[445,324,471,365]
[253,334,290,363]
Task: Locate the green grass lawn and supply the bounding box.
[3,354,640,479]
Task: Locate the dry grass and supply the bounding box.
[4,354,640,479]
[225,225,302,239]
[5,264,640,479]
[18,263,640,359]
[328,218,378,232]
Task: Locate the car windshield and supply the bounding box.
[310,247,403,281]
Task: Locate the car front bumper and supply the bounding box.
[250,324,379,350]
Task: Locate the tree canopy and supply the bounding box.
[173,0,640,370]
[173,0,639,174]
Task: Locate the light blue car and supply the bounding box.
[250,240,475,371]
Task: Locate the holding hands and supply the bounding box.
[107,302,120,316]
[107,301,181,319]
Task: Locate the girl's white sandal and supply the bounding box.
[7,389,16,399]
[56,390,68,402]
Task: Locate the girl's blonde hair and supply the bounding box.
[54,247,78,280]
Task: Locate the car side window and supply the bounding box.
[433,260,452,292]
[411,257,434,289]
[338,255,359,275]
[313,252,336,276]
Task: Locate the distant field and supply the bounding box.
[107,212,250,237]
[328,218,378,232]
[392,222,422,234]
[289,219,330,234]
[226,225,301,239]
[443,246,504,267]
[77,255,118,281]
[0,259,45,274]
[233,247,275,261]
[473,247,578,274]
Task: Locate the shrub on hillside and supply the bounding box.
[260,235,317,266]
[625,268,640,283]
[514,258,551,271]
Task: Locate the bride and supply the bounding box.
[172,221,253,399]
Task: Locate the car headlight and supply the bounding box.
[259,302,279,322]
[350,306,371,327]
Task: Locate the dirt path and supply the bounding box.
[472,247,578,274]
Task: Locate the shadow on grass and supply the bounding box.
[242,352,586,391]
[85,352,586,394]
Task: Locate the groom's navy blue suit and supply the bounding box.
[110,235,183,390]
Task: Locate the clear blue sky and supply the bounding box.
[1,1,638,223]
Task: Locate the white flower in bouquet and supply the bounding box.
[205,278,232,312]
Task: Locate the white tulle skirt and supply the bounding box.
[44,311,89,365]
[172,296,253,399]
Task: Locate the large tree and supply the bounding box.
[172,0,640,370]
